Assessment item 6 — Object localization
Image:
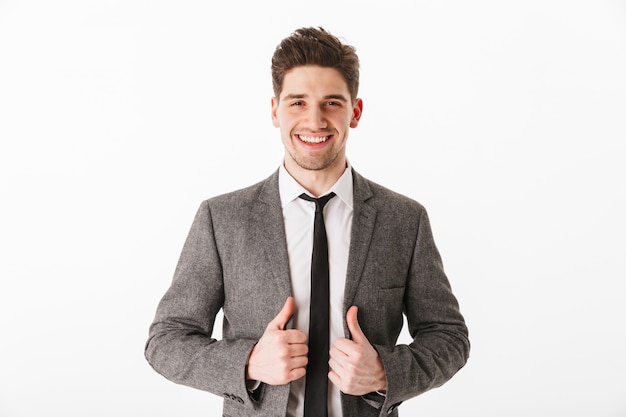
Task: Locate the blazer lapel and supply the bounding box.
[251,169,377,332]
[343,170,377,319]
[253,171,293,309]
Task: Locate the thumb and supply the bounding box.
[267,296,295,331]
[346,306,368,344]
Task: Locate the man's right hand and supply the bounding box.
[246,297,308,385]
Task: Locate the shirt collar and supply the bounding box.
[279,163,354,210]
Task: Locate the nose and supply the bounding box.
[304,106,328,129]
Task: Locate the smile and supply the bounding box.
[297,134,331,144]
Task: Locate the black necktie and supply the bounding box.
[299,192,336,417]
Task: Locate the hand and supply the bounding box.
[246,297,308,385]
[328,306,387,395]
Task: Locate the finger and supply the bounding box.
[331,337,354,355]
[345,306,367,344]
[290,355,309,369]
[328,356,344,376]
[329,342,351,361]
[284,337,309,356]
[282,329,308,345]
[328,369,342,390]
[267,296,295,331]
[288,366,307,382]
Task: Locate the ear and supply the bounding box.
[271,96,280,128]
[350,98,363,128]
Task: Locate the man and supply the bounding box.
[145,27,469,417]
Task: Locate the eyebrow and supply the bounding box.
[283,93,349,102]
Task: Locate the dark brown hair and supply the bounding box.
[271,27,360,102]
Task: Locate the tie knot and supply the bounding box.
[299,192,336,212]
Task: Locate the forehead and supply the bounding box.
[280,65,350,99]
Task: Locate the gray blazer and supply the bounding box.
[145,169,469,417]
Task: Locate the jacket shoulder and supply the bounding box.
[354,170,427,214]
[201,170,279,211]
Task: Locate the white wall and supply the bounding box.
[1,1,625,416]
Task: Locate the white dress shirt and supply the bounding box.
[279,163,353,417]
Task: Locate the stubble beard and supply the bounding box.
[284,128,346,172]
[287,145,343,172]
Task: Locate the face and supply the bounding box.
[271,65,362,175]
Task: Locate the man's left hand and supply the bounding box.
[328,306,387,395]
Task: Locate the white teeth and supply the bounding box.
[299,135,329,144]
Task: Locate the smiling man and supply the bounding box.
[272,65,362,193]
[145,27,469,417]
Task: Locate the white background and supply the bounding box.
[1,1,625,416]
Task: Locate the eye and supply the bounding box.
[291,101,304,106]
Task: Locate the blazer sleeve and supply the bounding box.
[372,207,470,415]
[144,200,258,410]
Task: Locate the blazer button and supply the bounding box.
[236,396,244,404]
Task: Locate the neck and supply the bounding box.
[284,158,347,197]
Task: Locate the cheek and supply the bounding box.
[278,115,298,134]
[273,110,288,126]
[333,114,352,129]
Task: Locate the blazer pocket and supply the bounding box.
[379,285,405,302]
[379,282,406,290]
